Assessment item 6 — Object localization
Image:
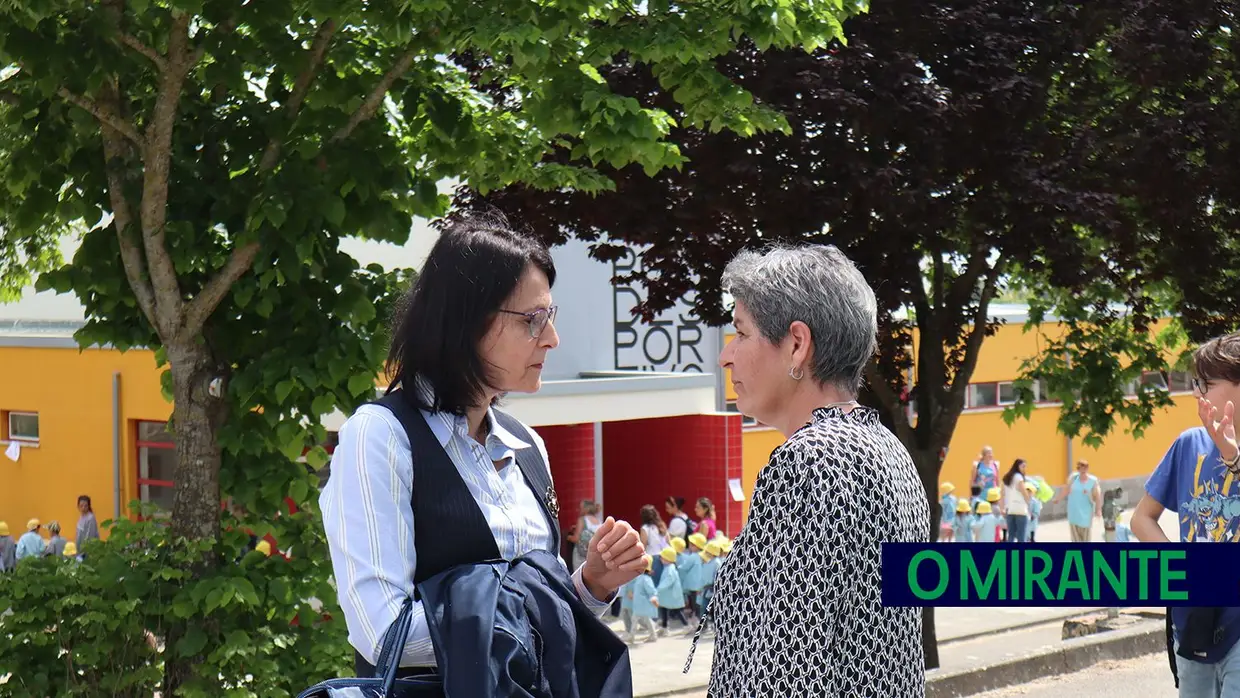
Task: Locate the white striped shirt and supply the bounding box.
[320,402,610,668]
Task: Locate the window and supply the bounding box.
[1168,370,1193,393]
[725,401,758,427]
[967,383,999,409]
[136,421,176,513]
[6,412,39,443]
[997,382,1018,405]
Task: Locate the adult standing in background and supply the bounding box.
[970,446,1000,499]
[639,504,671,580]
[1053,460,1100,542]
[1000,459,1032,543]
[699,244,927,696]
[76,495,99,545]
[665,496,693,545]
[567,500,604,571]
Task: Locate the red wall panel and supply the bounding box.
[537,423,596,540]
[601,413,744,540]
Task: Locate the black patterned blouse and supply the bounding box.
[689,405,929,697]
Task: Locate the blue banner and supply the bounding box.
[881,543,1240,607]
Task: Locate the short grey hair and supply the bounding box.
[722,244,878,394]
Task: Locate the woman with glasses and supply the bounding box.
[321,212,646,682]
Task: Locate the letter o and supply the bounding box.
[909,550,949,600]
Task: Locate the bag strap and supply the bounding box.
[1167,609,1179,688]
[373,596,415,689]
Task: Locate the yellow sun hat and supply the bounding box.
[670,537,687,553]
[688,533,708,549]
[720,540,732,554]
[63,542,78,557]
[939,482,955,496]
[986,488,1002,503]
[660,547,678,564]
[705,541,722,557]
[956,500,971,513]
[977,502,993,515]
[255,540,273,556]
[645,555,653,572]
[0,521,8,536]
[26,518,40,531]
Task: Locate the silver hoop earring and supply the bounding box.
[788,366,804,381]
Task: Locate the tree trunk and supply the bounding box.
[909,446,944,670]
[163,340,228,693]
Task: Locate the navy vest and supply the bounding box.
[354,389,562,677]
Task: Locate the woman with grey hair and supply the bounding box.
[686,244,928,697]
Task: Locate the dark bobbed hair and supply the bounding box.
[385,212,555,415]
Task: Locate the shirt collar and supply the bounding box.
[412,377,532,454]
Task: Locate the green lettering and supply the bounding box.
[1057,551,1090,601]
[962,550,1004,600]
[1010,549,1019,600]
[1130,550,1158,600]
[1160,550,1189,601]
[1024,550,1055,601]
[1092,550,1127,600]
[910,550,949,600]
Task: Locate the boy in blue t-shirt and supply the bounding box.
[1133,335,1240,693]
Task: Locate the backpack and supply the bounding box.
[575,519,597,561]
[675,514,695,545]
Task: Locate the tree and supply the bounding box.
[0,0,859,692]
[456,0,1188,668]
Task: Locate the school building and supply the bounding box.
[0,230,1196,541]
[733,305,1198,504]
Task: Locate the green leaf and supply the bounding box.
[348,373,375,398]
[289,478,309,505]
[312,393,336,416]
[177,625,208,657]
[323,196,346,227]
[274,379,296,404]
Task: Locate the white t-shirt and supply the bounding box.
[642,524,669,556]
[1004,474,1029,516]
[668,515,689,540]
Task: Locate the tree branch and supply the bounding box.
[330,44,418,143]
[118,32,167,71]
[945,257,1007,409]
[182,241,261,335]
[97,78,158,328]
[140,12,197,333]
[259,19,338,173]
[865,362,915,445]
[56,88,144,147]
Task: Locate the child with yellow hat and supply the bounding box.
[62,541,80,562]
[15,518,46,561]
[1025,480,1042,542]
[984,487,1010,541]
[938,482,958,542]
[656,546,688,635]
[679,532,708,625]
[690,541,724,636]
[0,521,14,572]
[628,555,659,643]
[974,501,1003,542]
[951,498,974,543]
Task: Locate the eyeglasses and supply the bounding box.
[1192,376,1210,395]
[499,306,558,338]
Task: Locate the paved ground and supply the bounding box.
[970,653,1177,698]
[623,511,1181,697]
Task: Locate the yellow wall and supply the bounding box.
[0,345,169,541]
